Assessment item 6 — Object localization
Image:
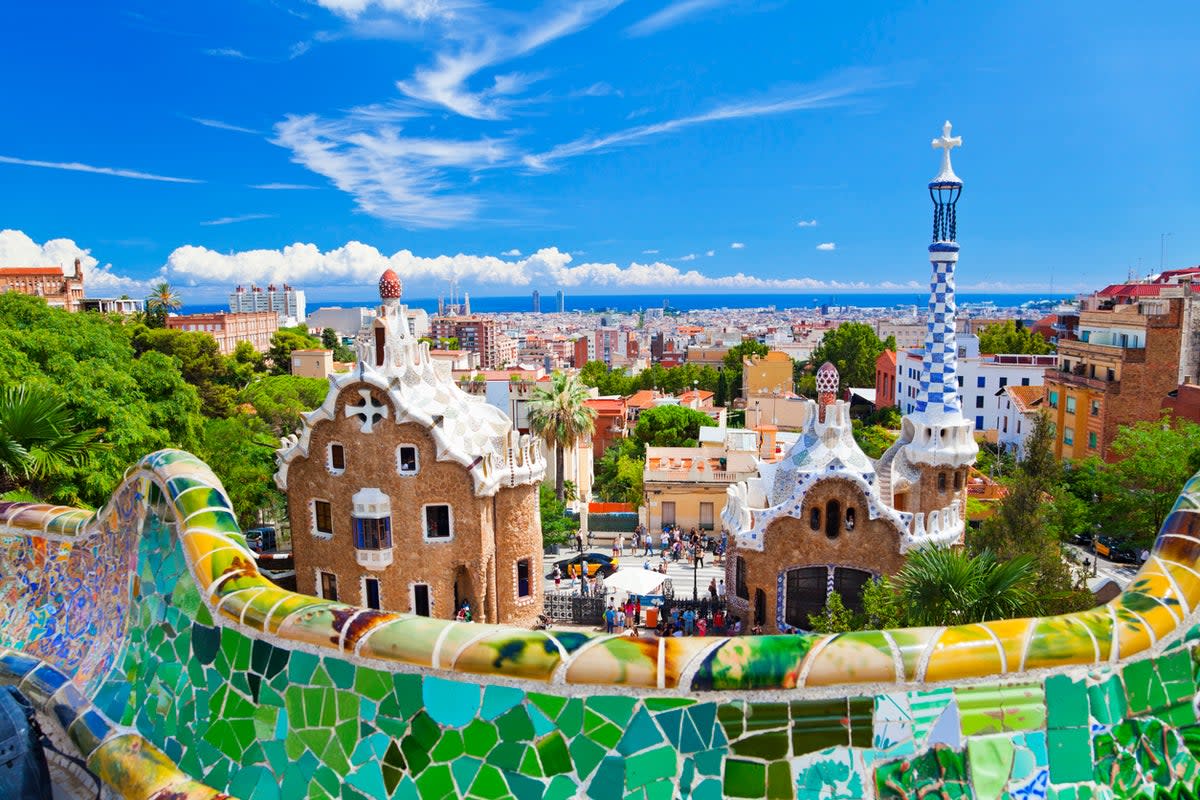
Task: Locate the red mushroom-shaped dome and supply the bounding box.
[815,361,839,396]
[378,268,402,300]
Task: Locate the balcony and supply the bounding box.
[1045,368,1111,393]
[1058,339,1146,364]
[356,547,394,570]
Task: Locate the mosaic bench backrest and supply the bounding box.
[3,448,1200,799]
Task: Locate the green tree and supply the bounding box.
[968,413,1093,615]
[977,320,1053,355]
[1105,414,1200,545]
[715,370,728,407]
[539,484,579,547]
[131,325,238,417]
[592,439,646,505]
[0,385,103,501]
[145,281,182,327]
[239,374,331,436]
[808,323,895,392]
[197,414,284,528]
[0,293,205,506]
[268,326,322,375]
[321,328,340,349]
[852,421,898,459]
[892,548,1039,627]
[528,372,597,500]
[633,404,715,450]
[807,590,857,633]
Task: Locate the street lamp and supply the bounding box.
[693,544,699,600]
[1091,494,1099,578]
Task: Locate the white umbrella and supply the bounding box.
[602,568,668,597]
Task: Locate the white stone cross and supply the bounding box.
[931,120,962,182]
[345,388,389,433]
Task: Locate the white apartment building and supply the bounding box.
[997,385,1045,460]
[229,284,307,325]
[894,334,1056,432]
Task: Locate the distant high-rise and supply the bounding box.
[230,283,307,325]
[532,290,540,312]
[556,290,565,313]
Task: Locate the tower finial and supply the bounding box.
[931,120,962,184]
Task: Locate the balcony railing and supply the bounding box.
[1045,369,1111,392]
[356,547,394,570]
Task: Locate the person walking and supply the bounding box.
[694,544,705,569]
[553,565,562,591]
[616,606,626,634]
[634,596,642,626]
[683,608,695,636]
[708,578,718,603]
[717,579,726,601]
[605,605,616,634]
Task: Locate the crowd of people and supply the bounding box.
[627,524,728,568]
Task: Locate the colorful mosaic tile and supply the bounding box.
[10,449,1200,797]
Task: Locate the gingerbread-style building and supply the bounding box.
[275,269,546,625]
[723,123,976,633]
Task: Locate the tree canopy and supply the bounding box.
[807,323,895,392]
[632,404,715,450]
[976,320,1052,355]
[268,325,323,374]
[527,371,596,500]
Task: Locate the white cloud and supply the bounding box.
[730,242,745,249]
[678,253,696,261]
[570,82,620,98]
[627,0,721,37]
[705,250,715,257]
[395,1,624,120]
[501,248,522,256]
[189,117,260,135]
[200,213,276,226]
[642,249,659,255]
[0,229,156,296]
[526,71,878,168]
[203,47,249,59]
[163,240,888,292]
[0,155,201,184]
[816,242,836,251]
[272,114,510,227]
[314,0,451,20]
[250,182,320,190]
[796,219,818,227]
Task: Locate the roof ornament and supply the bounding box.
[931,120,962,184]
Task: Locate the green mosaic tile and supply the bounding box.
[1046,675,1088,729]
[587,695,639,725]
[569,735,607,780]
[557,699,583,738]
[618,707,664,756]
[481,685,524,721]
[463,719,499,758]
[466,763,509,799]
[382,740,405,796]
[624,744,677,790]
[1088,675,1127,726]
[1047,727,1092,783]
[431,730,465,762]
[414,763,455,799]
[425,675,481,727]
[496,706,535,742]
[588,756,625,800]
[288,651,319,684]
[536,732,571,777]
[765,760,791,800]
[354,668,393,702]
[529,693,567,720]
[1124,657,1168,715]
[451,756,482,795]
[724,758,766,798]
[488,741,526,772]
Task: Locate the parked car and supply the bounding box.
[1095,535,1141,565]
[552,552,617,579]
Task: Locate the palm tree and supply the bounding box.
[146,281,182,326]
[527,372,596,501]
[0,386,102,498]
[892,547,1038,627]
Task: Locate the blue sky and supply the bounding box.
[1,1,1197,301]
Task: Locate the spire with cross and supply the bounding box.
[931,120,962,184]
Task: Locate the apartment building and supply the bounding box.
[430,315,516,369]
[165,311,278,354]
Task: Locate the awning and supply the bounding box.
[602,568,669,596]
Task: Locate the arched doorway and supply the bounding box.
[784,567,828,630]
[753,589,767,627]
[452,566,474,619]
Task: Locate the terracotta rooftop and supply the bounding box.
[625,390,661,409]
[1096,283,1164,299]
[1004,384,1045,414]
[877,349,897,367]
[0,266,65,276]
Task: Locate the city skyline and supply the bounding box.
[1,2,1197,300]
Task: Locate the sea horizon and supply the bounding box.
[181,291,1075,317]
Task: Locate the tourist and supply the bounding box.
[552,565,561,590]
[682,608,695,636]
[616,606,626,633]
[643,530,653,556]
[624,597,635,624]
[581,576,590,597]
[708,578,718,603]
[713,609,725,634]
[694,544,705,569]
[696,617,707,637]
[634,597,642,625]
[604,605,615,634]
[717,580,726,600]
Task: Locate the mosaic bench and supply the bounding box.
[2,448,1200,799]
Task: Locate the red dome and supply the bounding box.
[378,269,402,299]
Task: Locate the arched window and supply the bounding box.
[809,506,821,531]
[825,499,841,539]
[845,506,856,531]
[938,472,947,493]
[953,471,962,491]
[374,325,385,367]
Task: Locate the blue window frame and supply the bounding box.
[976,376,986,388]
[975,415,984,430]
[354,517,392,550]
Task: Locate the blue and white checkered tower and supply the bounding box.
[895,122,978,470]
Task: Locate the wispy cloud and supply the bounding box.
[570,81,621,98]
[203,47,249,59]
[272,114,510,227]
[201,213,276,226]
[314,0,452,20]
[626,106,654,120]
[796,219,818,227]
[678,253,696,261]
[730,242,745,249]
[0,155,201,184]
[642,248,659,255]
[189,117,260,135]
[627,0,722,37]
[395,0,625,120]
[705,250,715,257]
[525,71,881,168]
[502,248,522,256]
[250,182,320,190]
[816,242,836,251]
